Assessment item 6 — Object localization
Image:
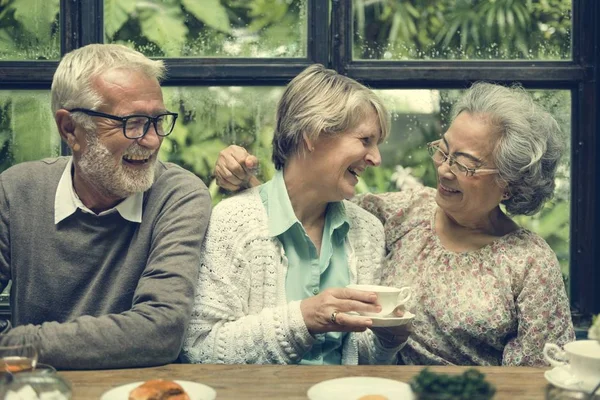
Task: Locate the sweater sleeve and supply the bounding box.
[1,181,211,369]
[181,199,316,364]
[0,175,10,293]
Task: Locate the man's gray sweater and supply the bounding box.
[0,157,211,369]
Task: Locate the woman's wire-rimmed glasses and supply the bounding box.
[427,140,499,177]
[68,108,178,139]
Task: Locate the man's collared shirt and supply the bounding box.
[259,169,350,365]
[54,157,143,224]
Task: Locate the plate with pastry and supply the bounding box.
[100,379,216,400]
[307,377,414,400]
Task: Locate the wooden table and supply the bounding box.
[58,364,551,399]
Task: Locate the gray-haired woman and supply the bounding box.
[213,81,575,366]
[182,64,412,365]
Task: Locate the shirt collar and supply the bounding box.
[263,169,349,238]
[264,169,298,237]
[54,157,143,224]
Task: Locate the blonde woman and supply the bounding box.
[182,65,412,365]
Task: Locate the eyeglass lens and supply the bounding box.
[429,145,469,176]
[124,115,175,138]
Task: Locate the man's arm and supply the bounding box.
[0,175,11,294]
[1,176,211,369]
[0,176,12,333]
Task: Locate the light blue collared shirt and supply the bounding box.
[54,157,143,224]
[259,170,350,365]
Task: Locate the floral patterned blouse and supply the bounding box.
[355,186,575,366]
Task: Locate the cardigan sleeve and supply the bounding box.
[181,199,317,364]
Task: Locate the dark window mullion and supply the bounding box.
[80,0,103,47]
[59,0,102,155]
[162,60,319,87]
[61,0,103,55]
[307,0,330,66]
[343,62,586,89]
[569,0,600,316]
[330,0,351,73]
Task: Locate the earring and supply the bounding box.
[72,143,80,152]
[502,192,510,200]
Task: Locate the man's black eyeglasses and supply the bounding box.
[68,108,178,139]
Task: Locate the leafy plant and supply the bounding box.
[353,0,571,60]
[0,0,59,60]
[104,0,304,57]
[410,368,496,400]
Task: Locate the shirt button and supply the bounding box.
[312,288,319,295]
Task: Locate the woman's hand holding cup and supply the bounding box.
[346,284,414,348]
[347,284,411,317]
[300,287,381,335]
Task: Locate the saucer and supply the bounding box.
[370,311,415,327]
[307,376,414,400]
[544,365,600,393]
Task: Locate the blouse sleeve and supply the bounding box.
[181,200,316,365]
[502,237,575,366]
[353,187,434,253]
[352,192,408,226]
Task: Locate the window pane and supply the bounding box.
[0,0,60,60]
[105,0,307,57]
[0,91,61,173]
[160,86,282,204]
[353,0,572,60]
[372,88,571,288]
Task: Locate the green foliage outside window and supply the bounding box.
[105,0,306,57]
[0,0,572,285]
[0,0,60,60]
[354,0,571,60]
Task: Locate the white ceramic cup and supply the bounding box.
[543,340,600,387]
[346,284,411,317]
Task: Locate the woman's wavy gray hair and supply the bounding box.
[272,64,390,170]
[452,81,565,216]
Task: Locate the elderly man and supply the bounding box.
[0,44,211,369]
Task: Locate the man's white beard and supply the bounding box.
[77,133,156,199]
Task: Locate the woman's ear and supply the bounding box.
[500,182,511,200]
[55,109,81,152]
[302,132,314,152]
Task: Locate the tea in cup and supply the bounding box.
[543,340,600,387]
[0,336,38,376]
[347,284,411,317]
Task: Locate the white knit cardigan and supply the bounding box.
[182,188,400,365]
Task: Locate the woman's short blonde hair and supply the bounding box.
[272,64,390,170]
[51,44,165,130]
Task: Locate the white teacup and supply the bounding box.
[346,284,411,317]
[544,340,600,387]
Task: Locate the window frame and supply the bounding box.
[0,0,597,317]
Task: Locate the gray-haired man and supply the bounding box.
[0,44,211,369]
